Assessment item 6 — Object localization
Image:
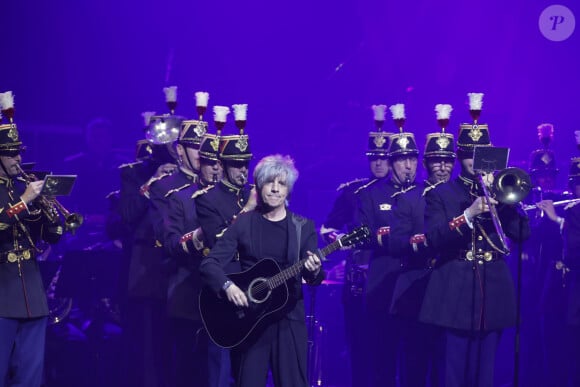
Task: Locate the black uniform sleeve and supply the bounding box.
[195,193,225,248]
[119,166,150,227]
[498,204,531,242]
[199,220,241,295]
[163,192,202,259]
[424,187,471,253]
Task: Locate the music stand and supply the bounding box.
[473,146,509,173]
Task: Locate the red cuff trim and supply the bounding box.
[377,227,390,247]
[377,226,390,236]
[409,234,426,244]
[139,184,150,198]
[449,214,467,230]
[6,201,27,217]
[179,231,193,244]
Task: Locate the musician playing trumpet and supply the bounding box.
[0,96,63,387]
[199,154,324,387]
[421,121,530,387]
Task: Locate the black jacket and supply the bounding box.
[199,210,324,322]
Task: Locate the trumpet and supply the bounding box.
[522,198,580,211]
[16,164,84,234]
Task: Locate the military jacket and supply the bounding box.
[320,178,369,243]
[119,160,166,299]
[148,167,198,243]
[421,174,530,331]
[195,180,252,249]
[0,176,63,318]
[356,178,411,311]
[389,181,440,318]
[163,184,203,321]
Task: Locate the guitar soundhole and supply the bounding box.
[247,278,271,304]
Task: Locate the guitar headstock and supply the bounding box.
[338,225,371,248]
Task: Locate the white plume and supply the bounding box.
[141,111,156,126]
[232,104,248,121]
[467,92,484,110]
[0,91,15,110]
[389,104,405,119]
[435,104,453,120]
[195,92,209,107]
[213,106,231,122]
[163,86,178,102]
[575,130,580,145]
[371,104,387,121]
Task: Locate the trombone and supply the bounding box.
[477,167,532,255]
[16,164,84,234]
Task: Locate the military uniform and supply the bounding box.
[0,108,64,387]
[422,117,530,387]
[519,123,567,386]
[156,123,215,387]
[536,157,580,386]
[118,148,172,387]
[195,123,253,387]
[320,177,371,387]
[357,128,419,387]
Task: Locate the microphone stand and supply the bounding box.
[513,215,525,387]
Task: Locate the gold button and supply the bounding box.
[484,252,492,262]
[22,250,31,260]
[477,236,483,241]
[7,253,17,263]
[466,251,474,261]
[478,248,483,252]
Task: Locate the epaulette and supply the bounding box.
[139,172,172,198]
[118,160,143,169]
[336,178,369,192]
[164,183,192,198]
[354,178,380,195]
[192,184,215,199]
[105,190,120,199]
[422,180,444,196]
[391,184,417,198]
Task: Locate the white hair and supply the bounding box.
[253,154,299,193]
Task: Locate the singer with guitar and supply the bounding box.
[199,154,324,387]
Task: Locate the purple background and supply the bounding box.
[1,1,578,383]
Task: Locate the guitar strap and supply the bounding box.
[291,213,306,264]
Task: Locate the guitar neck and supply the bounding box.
[266,239,341,290]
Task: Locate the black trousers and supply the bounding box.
[168,318,208,387]
[230,318,308,387]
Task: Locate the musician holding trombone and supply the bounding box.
[0,96,64,387]
[421,120,530,387]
